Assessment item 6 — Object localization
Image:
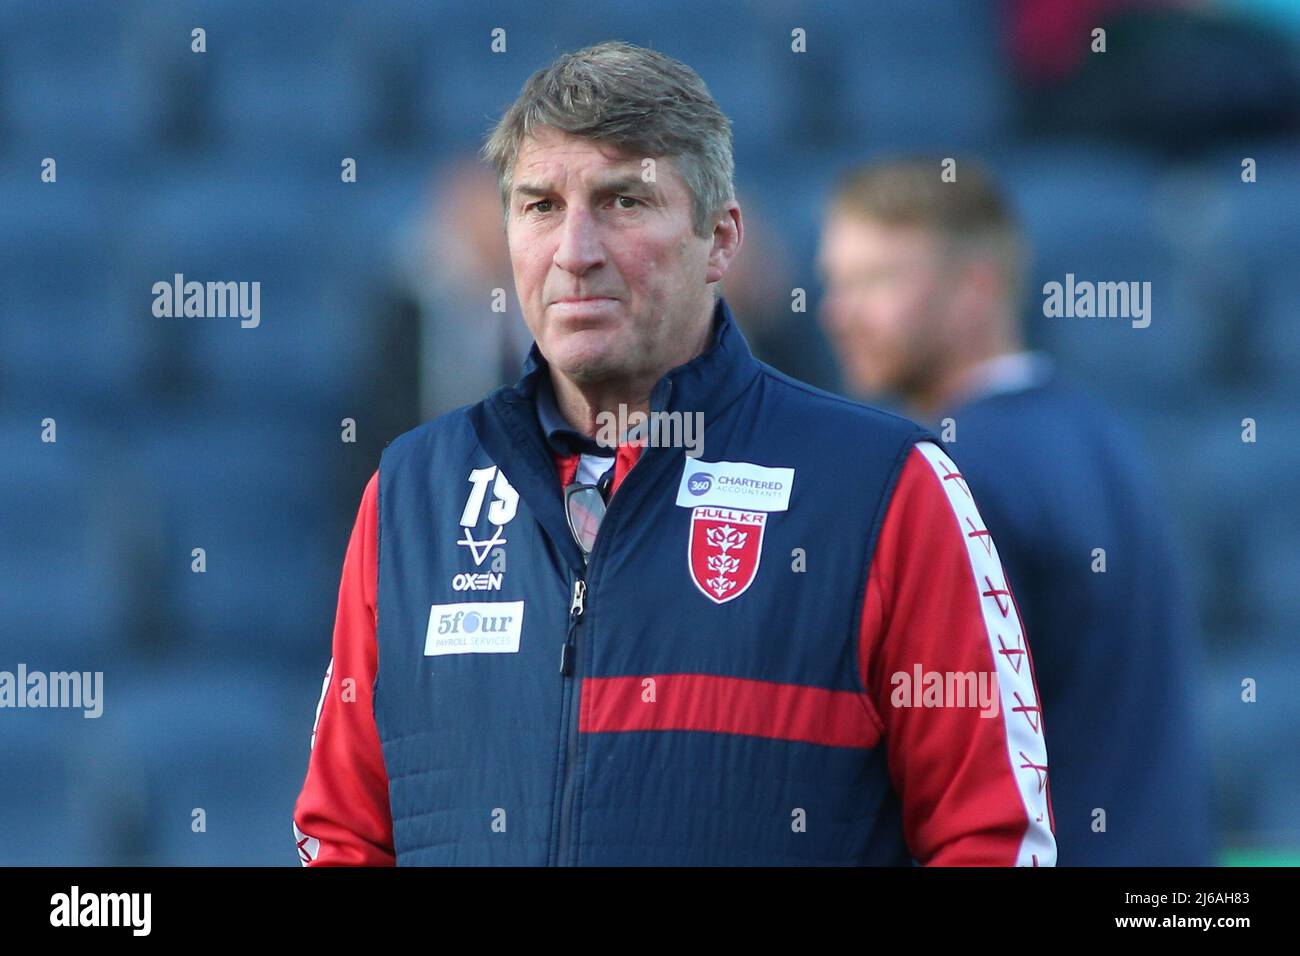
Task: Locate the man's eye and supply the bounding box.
[530,199,553,213]
[615,195,641,209]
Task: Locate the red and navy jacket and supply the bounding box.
[293,297,1057,866]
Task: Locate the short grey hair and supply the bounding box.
[480,40,735,239]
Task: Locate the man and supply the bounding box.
[816,158,1213,865]
[292,43,1055,866]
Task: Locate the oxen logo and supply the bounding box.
[688,507,766,604]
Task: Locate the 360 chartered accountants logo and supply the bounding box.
[675,459,795,512]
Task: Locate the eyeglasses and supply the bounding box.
[564,471,614,560]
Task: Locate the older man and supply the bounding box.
[293,43,1055,867]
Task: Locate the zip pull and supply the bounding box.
[569,579,586,619]
[561,578,586,677]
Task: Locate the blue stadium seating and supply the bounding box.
[2,0,1297,865]
[122,406,349,661]
[0,710,98,864]
[0,417,132,667]
[30,662,317,865]
[0,1,152,160]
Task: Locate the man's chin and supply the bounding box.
[547,340,628,385]
[849,364,886,398]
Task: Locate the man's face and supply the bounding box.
[506,127,723,388]
[816,214,955,398]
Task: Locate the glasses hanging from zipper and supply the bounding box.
[563,469,613,561]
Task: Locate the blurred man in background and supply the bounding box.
[816,158,1214,865]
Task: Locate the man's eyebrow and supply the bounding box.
[512,175,654,199]
[593,175,653,194]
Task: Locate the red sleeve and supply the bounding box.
[860,441,1056,866]
[292,470,396,866]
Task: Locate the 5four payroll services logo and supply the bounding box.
[425,601,525,656]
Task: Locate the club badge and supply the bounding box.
[688,507,766,604]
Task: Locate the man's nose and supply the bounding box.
[552,205,605,275]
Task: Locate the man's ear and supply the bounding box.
[705,202,743,285]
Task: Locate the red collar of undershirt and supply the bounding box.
[553,442,645,497]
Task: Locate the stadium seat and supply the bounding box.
[996,145,1224,395]
[1206,650,1300,838]
[0,179,152,403]
[0,711,98,864]
[821,0,1012,150]
[0,1,153,160]
[0,417,132,666]
[53,662,314,865]
[121,172,373,409]
[121,406,351,661]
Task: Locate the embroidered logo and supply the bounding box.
[687,507,767,604]
[457,465,518,567]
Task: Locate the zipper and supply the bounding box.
[548,382,670,866]
[560,578,585,677]
[552,575,585,866]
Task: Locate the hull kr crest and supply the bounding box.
[688,507,766,604]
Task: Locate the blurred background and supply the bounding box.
[1,0,1297,864]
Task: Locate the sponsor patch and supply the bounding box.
[676,459,794,512]
[424,601,524,656]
